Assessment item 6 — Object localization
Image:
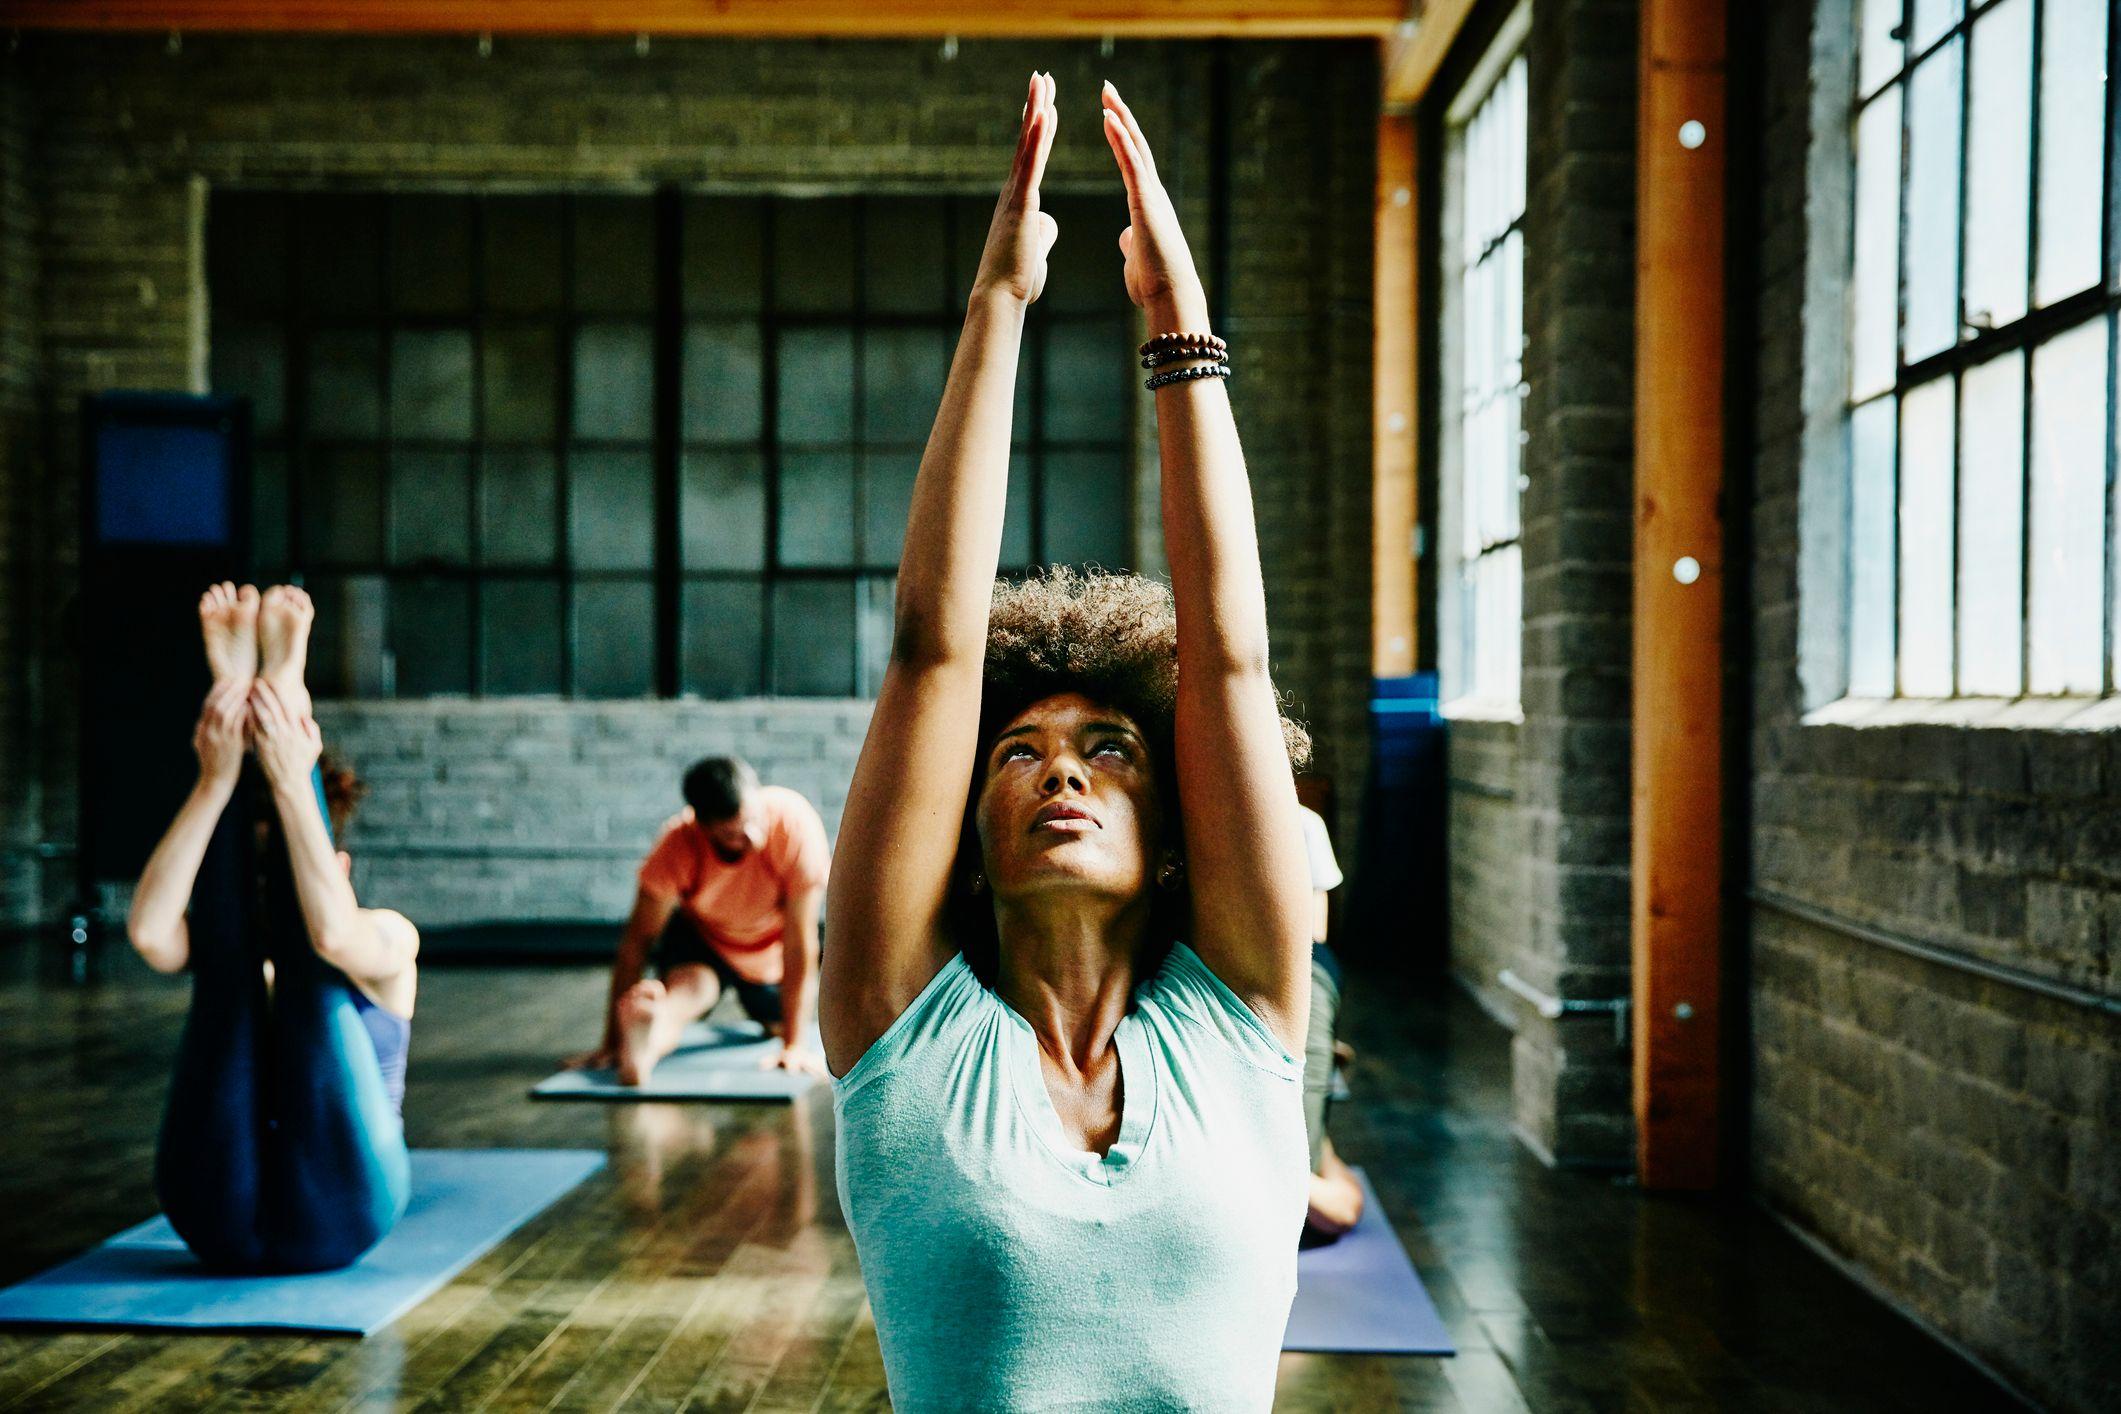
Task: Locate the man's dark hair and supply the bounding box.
[682,756,760,822]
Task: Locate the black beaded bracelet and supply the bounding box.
[1141,346,1231,369]
[1145,362,1233,391]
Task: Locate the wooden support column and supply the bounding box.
[1373,109,1418,678]
[1632,0,1725,1189]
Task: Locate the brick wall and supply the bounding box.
[3,34,1376,931]
[1743,1,2119,1407]
[1441,0,1638,1167]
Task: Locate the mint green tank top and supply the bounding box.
[832,943,1309,1412]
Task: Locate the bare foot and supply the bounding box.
[198,582,260,686]
[615,979,670,1086]
[257,585,315,720]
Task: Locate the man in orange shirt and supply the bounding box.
[563,757,830,1085]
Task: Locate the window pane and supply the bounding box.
[482,327,559,442]
[389,194,474,316]
[390,577,472,697]
[778,450,857,567]
[1909,0,1962,52]
[482,448,559,566]
[575,579,656,697]
[253,445,289,579]
[2030,317,2109,693]
[297,195,382,316]
[1003,449,1034,569]
[1898,378,1957,694]
[683,322,764,442]
[572,323,655,441]
[862,198,951,314]
[1962,0,2032,334]
[209,192,287,317]
[1849,396,1899,695]
[1043,319,1131,441]
[2036,0,2109,306]
[775,199,856,312]
[390,330,474,441]
[302,446,383,566]
[1851,89,1904,401]
[569,449,656,571]
[572,197,655,314]
[305,330,383,439]
[681,578,765,697]
[681,449,767,571]
[1956,352,2025,695]
[484,196,564,314]
[771,579,855,696]
[1859,0,1903,96]
[483,577,564,695]
[683,196,764,316]
[857,574,897,697]
[307,574,389,698]
[212,324,285,437]
[1040,451,1130,568]
[1042,194,1132,314]
[1905,41,1965,364]
[862,327,949,441]
[390,449,473,567]
[861,451,918,568]
[777,327,855,442]
[950,194,996,307]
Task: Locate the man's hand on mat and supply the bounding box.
[763,1044,830,1078]
[248,678,321,788]
[970,70,1058,307]
[560,1047,618,1072]
[193,678,250,791]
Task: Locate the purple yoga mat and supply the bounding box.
[1283,1168,1455,1355]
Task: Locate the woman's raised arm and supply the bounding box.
[1101,83,1313,1053]
[818,72,1059,1076]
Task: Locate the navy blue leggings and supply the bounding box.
[153,766,411,1274]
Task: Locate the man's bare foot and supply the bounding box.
[199,582,260,686]
[615,979,672,1086]
[257,585,315,720]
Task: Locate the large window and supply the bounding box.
[1846,0,2116,698]
[208,190,1136,700]
[1439,14,1530,709]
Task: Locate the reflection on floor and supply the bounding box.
[0,939,2016,1411]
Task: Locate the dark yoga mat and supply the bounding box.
[530,1021,823,1102]
[1284,1168,1455,1355]
[0,1149,604,1336]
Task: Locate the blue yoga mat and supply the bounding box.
[1284,1168,1455,1355]
[530,1021,823,1102]
[0,1149,604,1336]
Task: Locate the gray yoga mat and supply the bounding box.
[1284,1168,1455,1355]
[0,1149,605,1336]
[530,1021,824,1101]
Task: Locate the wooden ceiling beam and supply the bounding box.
[1,0,1405,40]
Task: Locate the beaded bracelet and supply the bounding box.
[1141,345,1231,369]
[1145,362,1233,391]
[1139,331,1227,359]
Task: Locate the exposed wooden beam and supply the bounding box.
[1631,0,1725,1190]
[1380,0,1474,108]
[1,0,1403,39]
[1372,110,1418,678]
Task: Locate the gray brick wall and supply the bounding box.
[1,34,1376,931]
[1444,0,1638,1168]
[1744,1,2119,1407]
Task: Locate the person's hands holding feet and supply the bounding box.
[194,581,260,795]
[193,678,250,794]
[971,71,1060,307]
[247,678,322,792]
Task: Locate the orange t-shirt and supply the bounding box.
[636,785,830,985]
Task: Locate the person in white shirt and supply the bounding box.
[1299,802,1366,1241]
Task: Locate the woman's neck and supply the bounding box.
[993,895,1152,1072]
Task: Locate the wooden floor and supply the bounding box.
[0,938,2020,1412]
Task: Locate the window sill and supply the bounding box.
[1442,696,1525,725]
[1802,694,2121,732]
